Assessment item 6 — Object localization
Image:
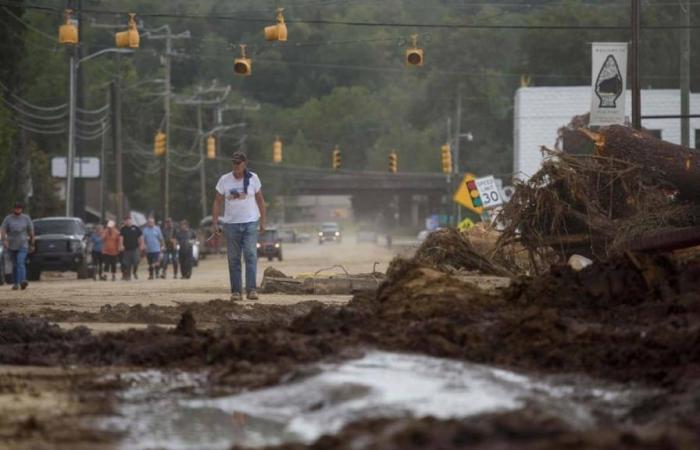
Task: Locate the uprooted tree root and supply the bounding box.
[496,149,700,269]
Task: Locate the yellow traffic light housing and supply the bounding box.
[405,34,424,67]
[59,9,79,45]
[441,144,452,174]
[332,145,341,170]
[234,44,252,76]
[273,137,283,164]
[154,130,166,156]
[207,135,216,159]
[388,150,398,174]
[115,13,140,49]
[264,8,288,42]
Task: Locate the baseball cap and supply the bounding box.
[231,152,247,164]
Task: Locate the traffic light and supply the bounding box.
[388,150,398,173]
[466,178,483,208]
[207,135,216,159]
[273,137,283,164]
[264,8,288,42]
[332,145,341,170]
[115,13,140,49]
[234,44,252,76]
[441,144,452,174]
[154,130,166,156]
[59,9,78,45]
[405,34,424,67]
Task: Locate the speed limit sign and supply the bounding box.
[475,176,503,208]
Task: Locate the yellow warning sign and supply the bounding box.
[453,173,484,214]
[457,218,475,231]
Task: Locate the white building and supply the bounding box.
[513,86,700,179]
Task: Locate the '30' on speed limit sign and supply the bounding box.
[475,176,503,208]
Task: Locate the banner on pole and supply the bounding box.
[590,42,628,126]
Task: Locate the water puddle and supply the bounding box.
[99,351,649,449]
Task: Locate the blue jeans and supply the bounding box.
[223,221,258,293]
[10,247,28,285]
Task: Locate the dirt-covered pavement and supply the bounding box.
[0,240,397,330]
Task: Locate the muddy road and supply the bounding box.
[0,240,399,331]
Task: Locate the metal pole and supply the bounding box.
[197,103,207,219]
[66,54,76,217]
[631,0,641,130]
[110,80,124,222]
[99,119,106,222]
[164,33,172,220]
[680,0,691,147]
[455,90,462,224]
[447,116,453,225]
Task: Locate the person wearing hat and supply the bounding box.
[212,151,266,301]
[0,202,34,290]
[101,220,121,281]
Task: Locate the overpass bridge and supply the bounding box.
[251,163,454,227]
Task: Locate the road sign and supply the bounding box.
[453,174,484,214]
[475,176,503,208]
[51,157,100,178]
[457,218,475,231]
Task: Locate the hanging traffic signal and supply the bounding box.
[273,137,283,164]
[332,145,341,170]
[154,130,166,156]
[388,150,398,174]
[264,8,288,42]
[466,178,483,208]
[59,9,78,45]
[441,144,452,174]
[405,34,423,67]
[207,135,216,159]
[234,44,252,76]
[115,13,140,49]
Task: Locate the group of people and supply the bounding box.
[89,216,196,281]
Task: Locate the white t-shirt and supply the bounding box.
[215,171,262,224]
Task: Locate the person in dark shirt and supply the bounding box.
[160,217,179,279]
[175,219,195,279]
[119,216,143,281]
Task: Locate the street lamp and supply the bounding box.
[64,48,134,217]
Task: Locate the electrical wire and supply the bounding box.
[77,103,110,115]
[0,79,68,112]
[0,97,68,120]
[0,6,60,43]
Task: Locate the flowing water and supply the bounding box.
[98,351,650,449]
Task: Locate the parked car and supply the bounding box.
[27,217,92,280]
[257,228,283,261]
[277,228,297,243]
[318,222,341,244]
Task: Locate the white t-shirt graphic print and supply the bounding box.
[215,171,262,224]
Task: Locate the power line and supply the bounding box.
[4,0,700,30]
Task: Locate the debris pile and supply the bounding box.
[498,125,700,266]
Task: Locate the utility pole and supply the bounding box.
[447,116,453,225]
[66,54,77,216]
[146,26,190,220]
[197,101,207,219]
[630,0,641,130]
[680,0,691,147]
[455,90,462,223]
[99,118,107,221]
[110,80,124,222]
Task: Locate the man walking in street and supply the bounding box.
[119,216,143,281]
[160,217,178,279]
[212,152,266,301]
[175,219,195,279]
[142,217,164,280]
[101,220,120,281]
[0,202,34,290]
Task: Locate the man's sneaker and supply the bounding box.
[20,281,28,290]
[247,290,259,301]
[230,292,242,302]
[11,285,19,290]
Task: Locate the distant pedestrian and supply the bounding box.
[175,219,195,279]
[142,217,164,280]
[101,220,120,281]
[90,224,106,280]
[0,202,34,290]
[212,152,266,301]
[160,217,178,279]
[119,216,143,281]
